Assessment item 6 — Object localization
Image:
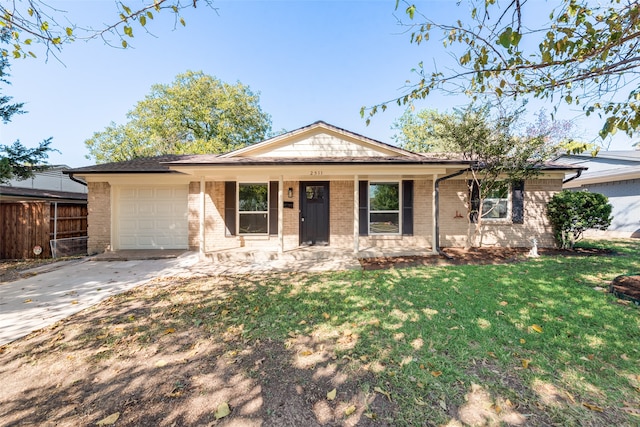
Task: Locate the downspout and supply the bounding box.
[434,168,470,256]
[67,173,88,187]
[562,169,582,184]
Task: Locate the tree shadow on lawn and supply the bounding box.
[1,251,639,426]
[0,276,397,427]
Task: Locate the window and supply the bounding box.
[305,185,325,201]
[482,182,510,220]
[238,183,268,234]
[369,182,400,234]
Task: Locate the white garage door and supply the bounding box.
[117,186,188,250]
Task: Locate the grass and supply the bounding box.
[4,239,639,426]
[206,240,639,425]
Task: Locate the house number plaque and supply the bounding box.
[310,170,323,176]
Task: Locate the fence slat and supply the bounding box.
[0,202,87,259]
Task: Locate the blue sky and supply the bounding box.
[1,0,635,167]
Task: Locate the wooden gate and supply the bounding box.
[0,202,51,259]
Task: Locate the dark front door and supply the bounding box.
[300,182,330,246]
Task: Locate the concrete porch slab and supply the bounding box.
[91,250,188,261]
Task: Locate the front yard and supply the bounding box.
[1,240,639,426]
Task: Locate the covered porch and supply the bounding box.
[171,162,467,258]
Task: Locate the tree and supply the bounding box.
[547,190,612,249]
[0,30,53,184]
[85,71,272,163]
[364,0,640,139]
[0,139,54,183]
[391,109,449,152]
[0,1,214,59]
[415,104,554,247]
[393,104,578,152]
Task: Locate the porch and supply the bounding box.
[204,244,435,263]
[91,245,436,274]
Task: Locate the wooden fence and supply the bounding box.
[0,202,87,260]
[51,204,88,241]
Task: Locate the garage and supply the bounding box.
[116,186,188,250]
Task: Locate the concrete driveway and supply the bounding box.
[0,249,363,346]
[0,253,201,346]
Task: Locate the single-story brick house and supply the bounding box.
[66,121,582,257]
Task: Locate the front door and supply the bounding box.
[300,182,330,246]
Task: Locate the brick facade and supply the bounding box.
[87,182,111,255]
[188,180,301,252]
[329,181,354,248]
[92,176,561,255]
[184,177,560,253]
[438,178,562,248]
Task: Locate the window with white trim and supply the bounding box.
[369,182,400,234]
[238,183,268,234]
[482,182,510,220]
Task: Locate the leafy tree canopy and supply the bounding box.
[393,104,582,157]
[0,138,54,183]
[422,103,553,178]
[417,103,556,247]
[0,30,54,184]
[391,109,450,153]
[85,70,272,163]
[0,0,213,59]
[365,0,640,140]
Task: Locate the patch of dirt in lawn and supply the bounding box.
[0,277,396,427]
[359,246,614,270]
[462,359,629,427]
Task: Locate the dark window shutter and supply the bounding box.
[269,181,278,235]
[224,181,236,236]
[469,180,480,223]
[512,180,525,224]
[359,181,368,236]
[402,180,414,236]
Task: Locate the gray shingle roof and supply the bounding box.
[65,154,581,173]
[65,155,191,174]
[0,186,88,201]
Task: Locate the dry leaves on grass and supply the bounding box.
[531,324,543,333]
[96,412,120,425]
[214,402,230,419]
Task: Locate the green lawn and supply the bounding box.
[202,239,640,425]
[5,240,638,426]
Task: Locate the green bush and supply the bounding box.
[547,190,612,249]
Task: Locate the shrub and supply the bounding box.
[547,190,612,249]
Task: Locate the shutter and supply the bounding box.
[469,180,480,223]
[359,181,368,236]
[512,180,525,224]
[269,181,278,235]
[402,180,414,236]
[224,181,236,236]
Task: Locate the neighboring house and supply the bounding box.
[0,166,88,259]
[66,121,580,257]
[558,150,640,238]
[4,165,88,194]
